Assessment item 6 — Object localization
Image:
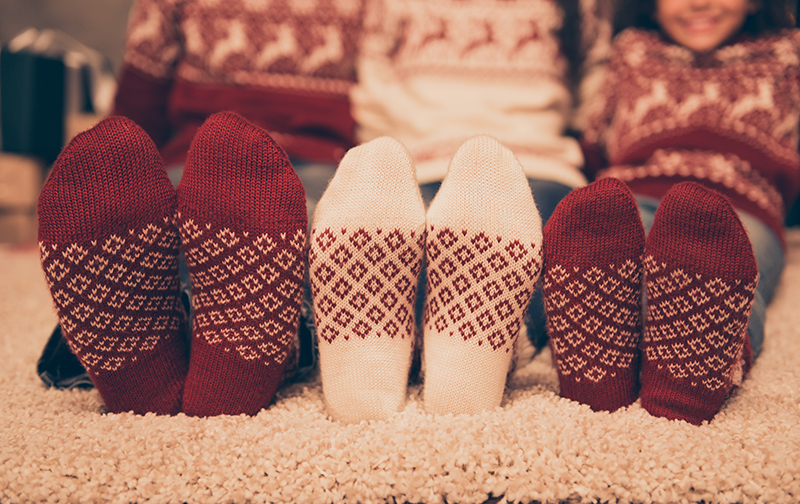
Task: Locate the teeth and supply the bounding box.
[685,17,716,30]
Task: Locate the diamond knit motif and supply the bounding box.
[180,215,306,366]
[424,224,540,353]
[309,226,424,343]
[643,255,757,391]
[39,216,182,373]
[544,258,642,383]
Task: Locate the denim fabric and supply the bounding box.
[636,195,784,360]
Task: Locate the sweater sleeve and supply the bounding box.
[111,0,183,148]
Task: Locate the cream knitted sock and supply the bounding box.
[309,137,426,423]
[423,135,542,415]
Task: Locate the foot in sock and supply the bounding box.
[309,137,425,423]
[423,135,542,415]
[641,182,757,425]
[38,116,188,415]
[177,112,307,417]
[542,177,645,411]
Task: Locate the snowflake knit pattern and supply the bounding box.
[177,111,307,417]
[582,28,800,244]
[38,116,188,415]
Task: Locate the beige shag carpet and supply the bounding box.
[2,231,800,504]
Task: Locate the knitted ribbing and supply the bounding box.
[583,29,800,244]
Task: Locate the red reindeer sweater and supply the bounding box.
[582,28,800,245]
[112,0,366,166]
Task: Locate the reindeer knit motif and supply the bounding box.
[115,0,366,164]
[352,0,613,186]
[583,28,800,245]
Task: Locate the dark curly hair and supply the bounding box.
[613,0,796,36]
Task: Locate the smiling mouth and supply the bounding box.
[682,17,719,32]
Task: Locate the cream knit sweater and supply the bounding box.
[351,0,612,186]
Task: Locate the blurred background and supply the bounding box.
[0,0,133,72]
[0,0,133,244]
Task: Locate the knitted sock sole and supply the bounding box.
[38,116,187,415]
[177,112,307,417]
[542,177,644,411]
[641,182,757,425]
[423,135,542,415]
[309,137,425,423]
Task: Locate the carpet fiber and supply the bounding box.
[1,231,799,504]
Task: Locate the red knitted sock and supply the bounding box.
[177,112,307,417]
[38,116,188,415]
[641,182,757,425]
[542,177,645,411]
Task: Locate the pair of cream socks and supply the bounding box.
[309,136,543,423]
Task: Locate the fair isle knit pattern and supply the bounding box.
[361,0,566,79]
[124,0,365,93]
[582,29,800,243]
[352,0,613,186]
[542,178,645,412]
[643,256,756,390]
[309,137,425,423]
[640,182,757,425]
[40,219,182,374]
[179,220,306,366]
[37,116,188,415]
[178,112,307,417]
[423,136,542,415]
[114,0,365,164]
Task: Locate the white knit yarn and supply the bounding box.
[309,136,426,423]
[423,135,543,414]
[351,0,613,188]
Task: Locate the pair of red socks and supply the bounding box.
[38,112,307,416]
[543,178,758,425]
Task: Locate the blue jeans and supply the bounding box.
[636,196,784,360]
